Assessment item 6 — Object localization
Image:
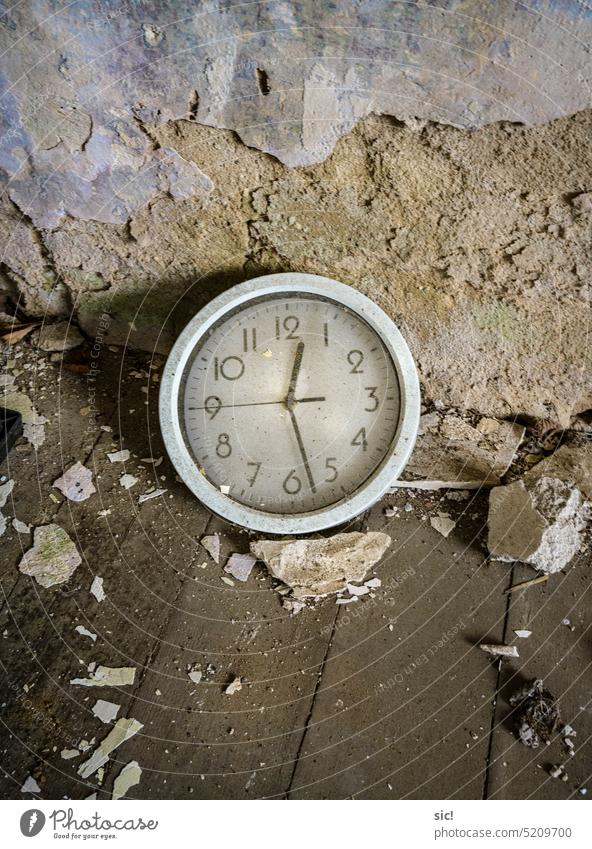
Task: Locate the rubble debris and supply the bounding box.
[71,665,136,687]
[78,718,143,779]
[119,473,138,489]
[396,413,524,489]
[224,552,256,582]
[221,576,234,587]
[200,534,220,563]
[75,625,97,642]
[251,532,391,599]
[92,699,121,724]
[430,513,456,537]
[282,598,306,615]
[2,391,48,448]
[225,676,242,695]
[0,478,14,508]
[53,461,96,502]
[35,321,84,352]
[107,449,130,463]
[479,644,519,658]
[187,665,202,684]
[112,760,142,800]
[524,442,592,500]
[509,679,562,748]
[12,518,30,534]
[488,477,587,574]
[20,775,41,794]
[19,524,82,587]
[0,512,6,537]
[514,630,532,639]
[138,488,167,503]
[345,583,370,597]
[90,575,105,602]
[60,749,80,760]
[549,764,568,781]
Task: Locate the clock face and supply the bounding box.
[179,293,401,515]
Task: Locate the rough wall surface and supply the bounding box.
[1,2,591,427]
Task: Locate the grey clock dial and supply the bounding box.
[160,274,420,534]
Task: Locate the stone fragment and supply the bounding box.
[112,760,142,800]
[107,449,130,463]
[138,488,167,503]
[225,676,242,695]
[514,630,532,639]
[12,518,30,534]
[92,699,121,724]
[35,321,84,352]
[430,513,456,537]
[20,775,41,794]
[75,625,97,642]
[2,391,48,448]
[479,644,519,658]
[524,442,592,500]
[78,718,143,779]
[187,665,202,684]
[0,479,14,508]
[201,534,220,563]
[224,553,256,582]
[251,532,391,599]
[119,474,138,489]
[19,524,82,587]
[487,476,586,574]
[399,413,524,489]
[61,749,80,760]
[90,575,105,602]
[70,665,136,687]
[53,461,96,502]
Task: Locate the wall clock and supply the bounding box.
[160,273,420,533]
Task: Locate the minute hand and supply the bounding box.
[288,408,316,493]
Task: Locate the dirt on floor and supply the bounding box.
[0,338,590,800]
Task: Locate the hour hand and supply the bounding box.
[286,341,304,410]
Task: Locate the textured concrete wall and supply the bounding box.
[1,2,591,426]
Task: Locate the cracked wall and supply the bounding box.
[1,2,591,428]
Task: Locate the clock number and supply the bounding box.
[214,355,245,381]
[216,433,232,458]
[325,457,338,482]
[247,461,261,487]
[204,395,222,419]
[283,469,302,495]
[364,386,379,412]
[276,315,300,340]
[242,327,257,352]
[347,350,364,373]
[351,427,368,452]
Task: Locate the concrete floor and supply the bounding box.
[1,344,590,800]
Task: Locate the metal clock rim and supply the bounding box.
[159,272,421,534]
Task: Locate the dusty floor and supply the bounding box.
[0,339,590,800]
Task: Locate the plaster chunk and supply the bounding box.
[401,413,524,488]
[251,532,391,599]
[19,524,82,587]
[53,461,96,502]
[487,476,586,574]
[35,321,84,352]
[78,718,143,779]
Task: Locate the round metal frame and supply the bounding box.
[159,272,420,533]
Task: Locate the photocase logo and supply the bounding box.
[20,810,46,837]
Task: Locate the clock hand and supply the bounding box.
[286,340,305,410]
[188,397,325,411]
[288,407,316,493]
